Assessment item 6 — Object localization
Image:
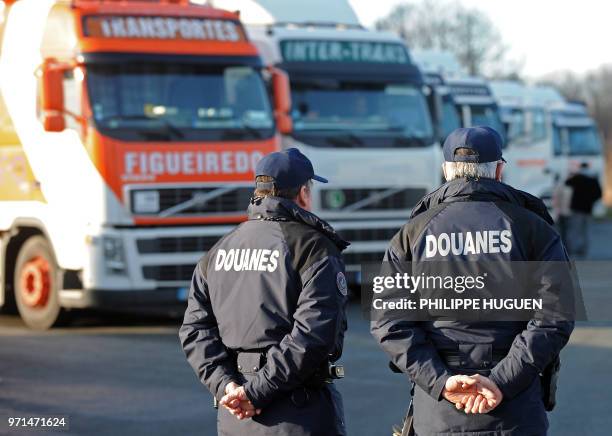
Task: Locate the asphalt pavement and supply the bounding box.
[1,220,612,435]
[2,307,612,435]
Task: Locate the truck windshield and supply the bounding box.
[500,107,524,142]
[441,94,461,140]
[87,63,274,141]
[290,81,434,147]
[469,104,505,138]
[553,125,602,156]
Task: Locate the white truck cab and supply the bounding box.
[0,0,284,329]
[216,0,444,277]
[547,101,604,200]
[412,50,505,140]
[491,81,604,207]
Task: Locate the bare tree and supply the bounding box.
[584,67,612,144]
[539,66,612,145]
[539,71,585,102]
[540,66,612,202]
[453,7,506,76]
[375,0,513,77]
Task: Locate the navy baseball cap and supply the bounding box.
[255,148,328,189]
[443,126,505,163]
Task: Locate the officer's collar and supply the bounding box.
[411,178,554,225]
[247,196,350,251]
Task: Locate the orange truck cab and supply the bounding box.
[0,0,289,329]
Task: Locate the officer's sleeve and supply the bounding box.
[331,292,348,362]
[370,241,452,401]
[489,232,575,400]
[243,255,347,409]
[179,260,238,401]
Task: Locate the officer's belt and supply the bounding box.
[235,350,334,387]
[438,346,510,370]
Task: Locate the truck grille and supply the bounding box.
[320,187,425,211]
[137,236,220,254]
[337,227,399,242]
[142,264,196,282]
[142,253,385,280]
[129,186,252,216]
[342,252,384,265]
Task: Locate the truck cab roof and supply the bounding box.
[411,50,495,105]
[211,0,361,26]
[411,49,463,76]
[490,80,529,108]
[444,76,496,106]
[526,85,566,108]
[229,11,424,85]
[40,0,259,60]
[550,102,595,127]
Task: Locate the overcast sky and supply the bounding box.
[349,0,612,78]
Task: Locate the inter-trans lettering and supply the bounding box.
[124,150,264,177]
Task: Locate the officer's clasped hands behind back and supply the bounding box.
[373,127,573,436]
[179,148,349,436]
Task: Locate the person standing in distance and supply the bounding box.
[179,148,350,436]
[564,162,602,258]
[372,127,574,435]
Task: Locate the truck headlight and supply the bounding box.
[103,236,126,274]
[132,190,160,214]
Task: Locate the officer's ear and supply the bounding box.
[495,161,505,181]
[295,182,312,211]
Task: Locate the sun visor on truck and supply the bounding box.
[278,61,424,84]
[81,52,263,67]
[277,39,424,84]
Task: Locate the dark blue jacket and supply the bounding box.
[179,196,349,436]
[371,178,574,436]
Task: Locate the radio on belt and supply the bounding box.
[329,363,345,379]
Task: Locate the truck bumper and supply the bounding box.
[82,224,236,295]
[329,219,407,272]
[59,287,189,310]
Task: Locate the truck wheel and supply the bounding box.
[14,236,65,330]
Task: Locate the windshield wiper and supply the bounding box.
[97,115,184,139]
[325,134,365,148]
[392,136,428,147]
[219,125,264,140]
[241,124,263,139]
[386,125,431,147]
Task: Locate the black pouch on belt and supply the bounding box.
[236,351,266,375]
[441,344,507,371]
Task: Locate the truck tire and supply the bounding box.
[14,236,66,330]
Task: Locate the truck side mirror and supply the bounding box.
[40,59,65,132]
[270,67,292,134]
